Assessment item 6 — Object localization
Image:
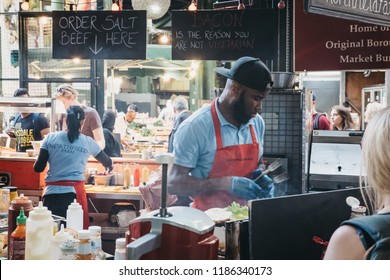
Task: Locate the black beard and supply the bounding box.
[233,94,252,125]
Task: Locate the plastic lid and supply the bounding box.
[78,229,91,240]
[60,238,78,252]
[352,205,367,213]
[29,201,52,219]
[88,226,101,236]
[3,186,17,192]
[346,196,360,207]
[116,237,126,248]
[68,199,82,210]
[16,207,27,225]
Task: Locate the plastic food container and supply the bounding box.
[93,174,114,186]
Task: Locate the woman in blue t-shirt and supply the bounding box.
[34,106,113,229]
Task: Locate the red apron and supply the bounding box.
[45,180,90,229]
[192,99,260,211]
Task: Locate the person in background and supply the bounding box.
[324,107,390,260]
[168,56,275,211]
[167,96,192,153]
[54,84,105,149]
[329,105,355,130]
[364,102,386,124]
[125,103,138,123]
[102,109,122,157]
[311,91,330,130]
[33,106,113,229]
[167,96,193,207]
[5,88,50,152]
[158,99,174,121]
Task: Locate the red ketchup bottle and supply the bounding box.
[133,167,141,187]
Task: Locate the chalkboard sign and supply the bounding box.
[172,9,277,60]
[305,0,390,27]
[52,10,147,59]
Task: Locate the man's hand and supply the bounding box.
[256,175,275,198]
[105,165,114,175]
[231,176,263,200]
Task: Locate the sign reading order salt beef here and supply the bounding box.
[172,9,276,60]
[52,11,147,59]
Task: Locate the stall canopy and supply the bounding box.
[106,45,193,80]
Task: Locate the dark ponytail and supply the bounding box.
[66,106,85,143]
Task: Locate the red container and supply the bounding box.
[127,207,219,260]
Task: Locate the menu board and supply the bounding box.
[52,10,147,59]
[172,9,277,60]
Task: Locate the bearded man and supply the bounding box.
[167,57,275,210]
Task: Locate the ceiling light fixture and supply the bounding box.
[278,0,286,9]
[237,0,245,10]
[20,0,30,11]
[112,0,121,11]
[188,0,197,11]
[132,0,171,20]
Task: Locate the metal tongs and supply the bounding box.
[253,158,283,181]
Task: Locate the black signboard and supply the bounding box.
[52,10,147,59]
[171,9,277,60]
[305,0,390,27]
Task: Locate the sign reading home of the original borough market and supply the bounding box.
[305,0,390,27]
[52,10,147,59]
[295,0,390,71]
[171,9,277,60]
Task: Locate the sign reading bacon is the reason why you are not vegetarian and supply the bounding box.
[171,9,276,61]
[52,11,147,60]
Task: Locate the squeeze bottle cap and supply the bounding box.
[53,224,70,241]
[29,201,52,219]
[88,226,101,236]
[78,229,91,240]
[116,237,126,247]
[16,207,27,225]
[68,199,82,210]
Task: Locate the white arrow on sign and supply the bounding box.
[89,35,103,55]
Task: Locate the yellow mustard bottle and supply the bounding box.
[141,166,150,185]
[123,164,131,188]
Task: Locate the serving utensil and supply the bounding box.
[254,158,283,181]
[272,172,289,184]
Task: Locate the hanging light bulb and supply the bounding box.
[237,0,245,10]
[132,0,171,20]
[278,0,286,9]
[20,0,30,11]
[188,0,197,11]
[112,0,120,11]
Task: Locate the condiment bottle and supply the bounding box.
[133,167,141,187]
[89,225,106,260]
[7,194,33,259]
[75,230,93,260]
[25,201,54,259]
[66,199,83,231]
[49,224,70,260]
[9,207,27,260]
[141,166,150,185]
[114,237,126,260]
[3,186,18,202]
[123,164,131,188]
[0,188,10,218]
